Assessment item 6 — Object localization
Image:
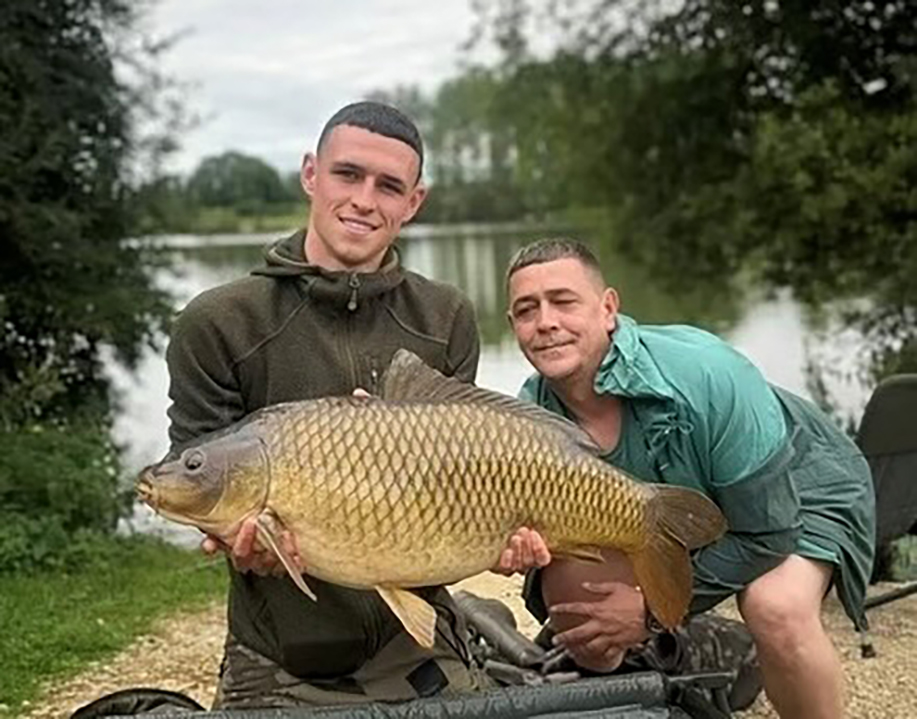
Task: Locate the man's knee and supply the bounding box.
[738,557,829,649]
[740,586,813,645]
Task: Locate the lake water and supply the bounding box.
[112,226,863,544]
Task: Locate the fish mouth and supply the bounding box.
[135,472,157,509]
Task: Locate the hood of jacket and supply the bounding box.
[252,229,405,312]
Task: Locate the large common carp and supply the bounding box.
[137,350,726,647]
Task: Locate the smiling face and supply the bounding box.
[508,257,619,385]
[301,124,427,272]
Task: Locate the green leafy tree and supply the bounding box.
[0,0,177,569]
[186,151,291,212]
[133,174,196,235]
[371,76,531,223]
[0,0,173,426]
[474,0,917,384]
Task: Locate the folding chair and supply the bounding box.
[855,374,917,656]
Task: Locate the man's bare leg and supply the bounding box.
[738,555,843,719]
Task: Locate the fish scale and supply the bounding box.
[266,400,643,587]
[137,349,727,647]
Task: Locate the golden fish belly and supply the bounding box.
[263,400,652,589]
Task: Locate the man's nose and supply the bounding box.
[351,179,375,212]
[535,303,560,331]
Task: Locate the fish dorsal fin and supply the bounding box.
[382,349,600,454]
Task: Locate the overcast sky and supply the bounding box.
[148,0,490,175]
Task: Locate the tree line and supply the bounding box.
[136,151,304,234]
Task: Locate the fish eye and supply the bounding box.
[184,451,205,472]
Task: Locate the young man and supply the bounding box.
[165,101,488,708]
[500,238,875,719]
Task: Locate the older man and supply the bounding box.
[500,238,874,719]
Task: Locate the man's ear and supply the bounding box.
[402,182,428,224]
[602,287,620,333]
[300,153,317,198]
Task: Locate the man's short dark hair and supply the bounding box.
[317,101,424,179]
[505,238,604,286]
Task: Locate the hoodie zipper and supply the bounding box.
[344,273,361,389]
[369,359,380,395]
[347,273,360,312]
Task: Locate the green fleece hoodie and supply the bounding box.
[165,230,480,688]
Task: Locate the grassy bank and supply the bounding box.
[182,206,305,235]
[0,537,227,715]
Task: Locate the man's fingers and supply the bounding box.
[508,533,525,572]
[201,536,223,555]
[518,528,535,569]
[576,633,619,656]
[233,520,259,557]
[548,601,597,618]
[533,532,551,567]
[493,545,521,576]
[553,620,604,647]
[493,527,552,575]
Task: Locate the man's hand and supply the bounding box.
[549,581,650,672]
[493,527,552,576]
[201,518,303,577]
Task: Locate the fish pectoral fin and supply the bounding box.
[553,544,606,564]
[254,512,316,602]
[376,586,437,649]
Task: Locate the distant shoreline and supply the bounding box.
[133,219,573,249]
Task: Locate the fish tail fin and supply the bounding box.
[652,485,727,550]
[631,486,726,628]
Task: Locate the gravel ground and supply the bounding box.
[21,576,917,719]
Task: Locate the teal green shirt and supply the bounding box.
[520,315,874,629]
[521,316,790,491]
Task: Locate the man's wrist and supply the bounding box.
[644,610,667,635]
[638,589,666,636]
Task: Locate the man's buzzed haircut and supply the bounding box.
[317,101,424,180]
[505,238,604,287]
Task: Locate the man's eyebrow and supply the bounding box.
[510,292,544,310]
[330,161,364,174]
[377,173,408,191]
